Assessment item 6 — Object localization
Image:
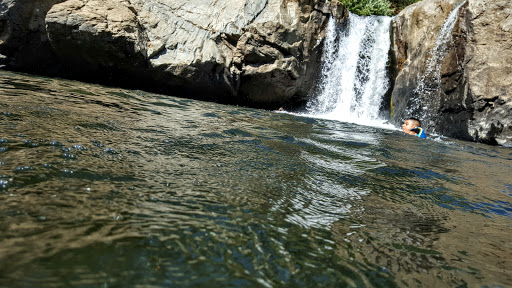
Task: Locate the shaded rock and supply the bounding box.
[0,0,65,70]
[46,0,148,69]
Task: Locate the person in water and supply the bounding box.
[402,118,427,139]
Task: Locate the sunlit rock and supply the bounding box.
[42,0,347,108]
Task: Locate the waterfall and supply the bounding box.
[305,14,392,126]
[409,0,467,119]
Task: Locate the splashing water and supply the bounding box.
[410,0,467,118]
[305,14,392,128]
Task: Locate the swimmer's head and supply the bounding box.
[402,118,421,135]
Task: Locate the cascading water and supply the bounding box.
[305,14,392,126]
[409,0,467,119]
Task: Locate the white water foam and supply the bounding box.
[304,14,393,130]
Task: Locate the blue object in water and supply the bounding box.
[411,127,427,139]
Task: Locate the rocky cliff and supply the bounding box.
[2,0,511,146]
[0,0,347,108]
[391,0,512,146]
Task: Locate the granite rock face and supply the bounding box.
[1,0,348,108]
[464,0,512,146]
[391,0,512,146]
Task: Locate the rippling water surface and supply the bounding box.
[0,71,511,287]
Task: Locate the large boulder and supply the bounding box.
[391,0,512,146]
[1,0,348,108]
[45,0,148,69]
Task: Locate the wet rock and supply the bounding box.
[0,0,65,71]
[391,0,512,146]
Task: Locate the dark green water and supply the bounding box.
[0,70,511,287]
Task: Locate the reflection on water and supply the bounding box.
[0,70,511,287]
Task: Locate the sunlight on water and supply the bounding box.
[299,112,397,130]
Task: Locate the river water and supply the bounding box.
[0,70,511,287]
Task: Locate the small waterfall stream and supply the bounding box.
[409,0,467,119]
[305,14,392,126]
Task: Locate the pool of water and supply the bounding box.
[0,70,511,287]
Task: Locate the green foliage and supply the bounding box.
[339,0,394,16]
[337,0,422,16]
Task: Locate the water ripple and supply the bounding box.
[1,71,511,287]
